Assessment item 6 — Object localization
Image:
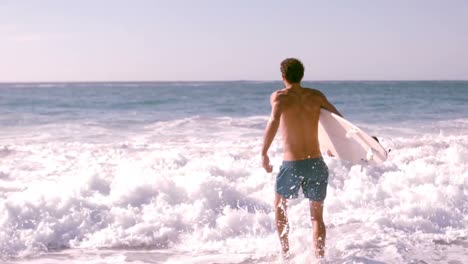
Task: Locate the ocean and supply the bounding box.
[0,81,467,264]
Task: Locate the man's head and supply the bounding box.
[280,58,304,84]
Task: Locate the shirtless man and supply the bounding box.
[261,58,342,259]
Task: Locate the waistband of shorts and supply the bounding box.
[281,157,324,168]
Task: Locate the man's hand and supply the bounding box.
[262,155,273,173]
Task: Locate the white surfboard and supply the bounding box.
[318,109,387,165]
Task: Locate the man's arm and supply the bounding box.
[319,91,342,117]
[261,92,282,173]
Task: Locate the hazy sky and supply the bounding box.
[1,0,468,81]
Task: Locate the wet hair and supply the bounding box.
[280,58,304,83]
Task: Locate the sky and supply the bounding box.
[1,0,468,81]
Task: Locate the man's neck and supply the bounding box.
[285,83,302,90]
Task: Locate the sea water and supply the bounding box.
[0,81,467,264]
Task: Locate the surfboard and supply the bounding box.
[318,109,387,165]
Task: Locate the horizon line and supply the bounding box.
[1,79,468,84]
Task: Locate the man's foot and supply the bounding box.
[315,248,325,259]
[276,251,292,263]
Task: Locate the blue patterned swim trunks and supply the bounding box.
[275,157,329,201]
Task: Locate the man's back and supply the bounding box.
[274,87,324,161]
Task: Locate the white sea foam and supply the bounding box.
[1,116,467,263]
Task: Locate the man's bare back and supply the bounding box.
[263,85,341,164]
[275,87,328,161]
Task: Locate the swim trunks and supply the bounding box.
[275,157,329,201]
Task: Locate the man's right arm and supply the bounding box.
[261,92,282,173]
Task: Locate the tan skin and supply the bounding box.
[261,79,341,259]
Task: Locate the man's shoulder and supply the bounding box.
[271,88,288,98]
[269,89,291,106]
[302,87,324,96]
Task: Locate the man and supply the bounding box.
[261,58,342,259]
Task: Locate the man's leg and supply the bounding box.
[310,201,326,258]
[274,193,289,257]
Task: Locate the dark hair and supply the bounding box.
[280,58,304,83]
